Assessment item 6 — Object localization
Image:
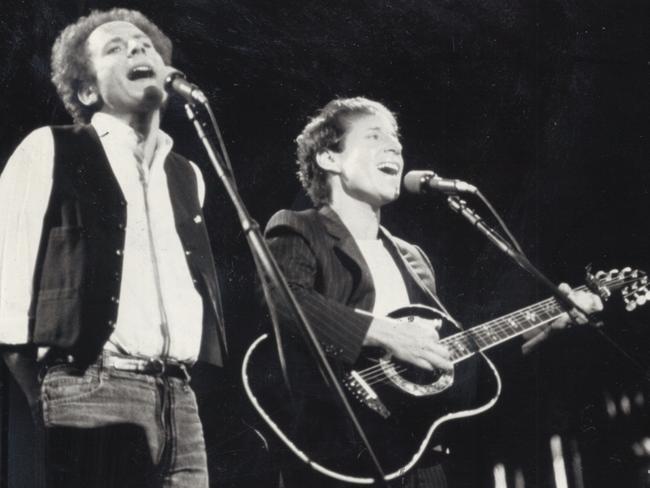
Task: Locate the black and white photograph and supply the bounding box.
[0,1,648,487]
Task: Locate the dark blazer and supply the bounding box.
[265,205,449,365]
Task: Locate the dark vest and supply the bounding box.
[29,124,226,366]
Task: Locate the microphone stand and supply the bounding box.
[183,102,389,486]
[446,196,598,326]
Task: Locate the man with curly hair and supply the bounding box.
[0,8,226,487]
[261,97,602,487]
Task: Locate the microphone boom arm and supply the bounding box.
[446,196,597,324]
[182,102,390,487]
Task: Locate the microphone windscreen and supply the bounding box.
[403,170,434,194]
[162,66,185,88]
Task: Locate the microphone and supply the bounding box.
[403,170,477,195]
[163,67,208,104]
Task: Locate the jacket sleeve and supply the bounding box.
[265,211,372,364]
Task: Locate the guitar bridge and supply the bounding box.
[344,370,391,419]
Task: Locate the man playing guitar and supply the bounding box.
[262,97,602,487]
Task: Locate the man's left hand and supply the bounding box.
[550,282,604,330]
[522,283,604,354]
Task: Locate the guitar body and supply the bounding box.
[242,305,502,484]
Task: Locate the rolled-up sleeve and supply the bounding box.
[0,127,54,344]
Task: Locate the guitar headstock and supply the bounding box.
[586,267,648,312]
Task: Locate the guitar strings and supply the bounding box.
[469,273,641,337]
[359,301,640,388]
[460,277,640,344]
[364,365,409,386]
[354,293,569,383]
[355,306,564,384]
[352,275,641,387]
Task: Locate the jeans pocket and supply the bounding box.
[41,364,103,405]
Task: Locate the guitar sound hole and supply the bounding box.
[390,358,443,385]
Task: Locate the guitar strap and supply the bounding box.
[382,229,464,331]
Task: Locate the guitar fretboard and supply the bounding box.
[440,285,590,362]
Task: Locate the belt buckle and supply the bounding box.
[147,358,166,375]
[147,358,191,382]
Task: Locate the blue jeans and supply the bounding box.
[40,358,209,488]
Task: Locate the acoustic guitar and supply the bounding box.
[243,268,647,484]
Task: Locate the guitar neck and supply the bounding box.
[442,285,589,362]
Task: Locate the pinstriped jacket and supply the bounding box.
[265,205,447,365]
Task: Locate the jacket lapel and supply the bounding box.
[318,206,375,311]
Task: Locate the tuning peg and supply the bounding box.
[616,268,649,312]
[595,270,607,279]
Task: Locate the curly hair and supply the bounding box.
[51,8,172,124]
[296,97,398,206]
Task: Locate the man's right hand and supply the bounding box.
[364,316,452,371]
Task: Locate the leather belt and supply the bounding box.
[46,352,191,381]
[102,355,191,381]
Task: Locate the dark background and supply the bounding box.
[1,0,649,486]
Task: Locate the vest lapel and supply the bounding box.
[165,154,227,364]
[75,125,126,211]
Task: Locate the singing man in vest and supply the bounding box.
[0,9,226,487]
[262,97,603,487]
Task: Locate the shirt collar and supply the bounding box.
[90,112,173,155]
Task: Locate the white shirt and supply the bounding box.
[0,113,205,362]
[355,239,411,317]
